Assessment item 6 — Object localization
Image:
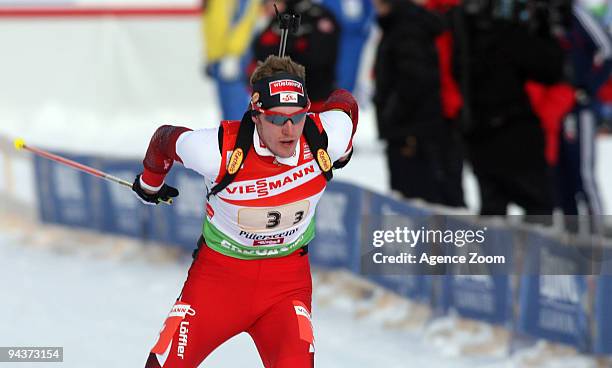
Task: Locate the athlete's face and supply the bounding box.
[253,106,307,158]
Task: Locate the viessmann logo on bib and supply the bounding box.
[220,162,321,200]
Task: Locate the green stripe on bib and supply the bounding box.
[202,218,315,260]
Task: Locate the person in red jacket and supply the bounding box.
[425,0,463,120]
[427,0,466,207]
[134,55,358,368]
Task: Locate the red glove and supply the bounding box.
[323,89,359,136]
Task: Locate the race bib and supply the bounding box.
[237,201,310,232]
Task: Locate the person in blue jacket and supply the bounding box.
[556,2,612,232]
[321,0,374,93]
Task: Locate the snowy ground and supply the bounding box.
[1,215,605,368]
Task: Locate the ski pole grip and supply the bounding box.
[14,138,26,150]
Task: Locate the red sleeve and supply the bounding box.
[436,32,463,119]
[322,89,359,137]
[141,125,192,187]
[525,81,576,165]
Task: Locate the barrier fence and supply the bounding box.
[4,147,612,356]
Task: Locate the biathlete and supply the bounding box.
[133,55,358,367]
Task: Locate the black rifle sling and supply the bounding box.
[207,111,255,199]
[302,116,333,181]
[333,147,353,169]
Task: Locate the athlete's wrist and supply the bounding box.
[141,169,165,190]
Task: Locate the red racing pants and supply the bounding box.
[145,243,315,368]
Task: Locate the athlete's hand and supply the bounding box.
[132,174,179,205]
[324,89,359,135]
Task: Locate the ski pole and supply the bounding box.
[13,138,172,205]
[274,3,300,58]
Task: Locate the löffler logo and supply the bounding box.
[177,321,189,359]
[150,302,196,358]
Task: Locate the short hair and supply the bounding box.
[250,55,306,85]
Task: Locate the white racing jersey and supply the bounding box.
[175,111,353,259]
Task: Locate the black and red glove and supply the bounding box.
[323,89,359,136]
[132,174,179,205]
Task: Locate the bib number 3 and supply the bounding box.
[266,210,304,228]
[238,201,310,232]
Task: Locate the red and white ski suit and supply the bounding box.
[141,91,357,368]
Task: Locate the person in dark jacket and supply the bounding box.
[373,0,463,206]
[555,3,612,232]
[251,0,340,112]
[454,1,565,217]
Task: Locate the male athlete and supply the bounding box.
[132,55,358,367]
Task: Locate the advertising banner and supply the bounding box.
[309,181,364,272]
[33,153,98,230]
[149,167,206,251]
[364,193,433,300]
[593,247,612,354]
[438,218,513,325]
[94,158,149,238]
[518,233,590,350]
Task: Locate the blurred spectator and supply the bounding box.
[427,0,466,208]
[373,0,463,207]
[321,0,375,92]
[525,81,575,168]
[453,0,565,216]
[426,0,463,120]
[554,2,612,230]
[596,1,612,132]
[202,0,261,120]
[597,77,612,133]
[250,0,340,112]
